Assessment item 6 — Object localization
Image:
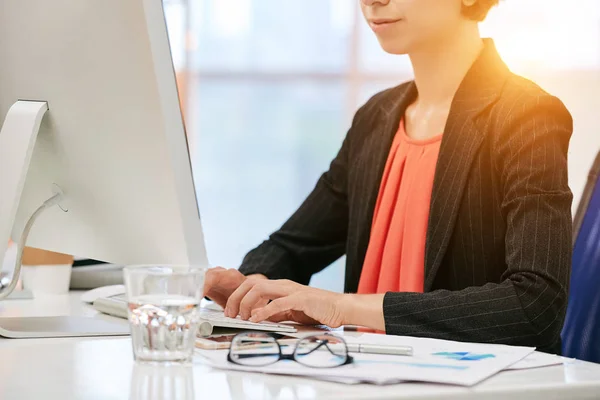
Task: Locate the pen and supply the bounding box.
[345,343,413,356]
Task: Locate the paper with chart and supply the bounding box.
[200,333,535,386]
[505,351,564,370]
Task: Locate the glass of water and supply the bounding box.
[123,265,206,363]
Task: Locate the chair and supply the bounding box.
[562,151,600,362]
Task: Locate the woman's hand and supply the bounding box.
[224,279,347,328]
[203,267,266,309]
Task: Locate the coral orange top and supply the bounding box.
[357,119,442,294]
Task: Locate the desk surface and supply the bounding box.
[1,292,599,400]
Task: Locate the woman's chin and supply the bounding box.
[376,38,412,56]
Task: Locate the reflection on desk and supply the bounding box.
[130,364,195,400]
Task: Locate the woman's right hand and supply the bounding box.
[203,267,266,309]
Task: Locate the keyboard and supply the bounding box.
[92,294,297,334]
[197,309,296,333]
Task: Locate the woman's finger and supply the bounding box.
[238,281,295,320]
[224,279,257,318]
[260,311,290,323]
[238,286,269,320]
[249,296,297,323]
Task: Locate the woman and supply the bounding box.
[204,0,573,354]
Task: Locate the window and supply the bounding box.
[164,0,600,292]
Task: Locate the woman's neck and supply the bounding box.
[409,24,484,106]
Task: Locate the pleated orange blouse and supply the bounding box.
[357,119,442,294]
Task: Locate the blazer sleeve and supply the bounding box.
[237,108,363,285]
[383,94,573,352]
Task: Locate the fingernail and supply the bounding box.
[249,315,257,322]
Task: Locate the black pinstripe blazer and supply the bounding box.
[239,40,573,354]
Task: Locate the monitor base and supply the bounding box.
[0,316,130,338]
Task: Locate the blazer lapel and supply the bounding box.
[349,83,418,292]
[424,116,485,291]
[370,82,419,186]
[424,40,510,291]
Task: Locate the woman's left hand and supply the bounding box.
[223,279,347,328]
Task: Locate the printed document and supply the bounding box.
[200,334,535,386]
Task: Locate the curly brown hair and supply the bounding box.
[462,0,500,22]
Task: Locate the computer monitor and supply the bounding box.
[0,0,209,336]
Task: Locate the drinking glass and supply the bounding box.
[124,265,206,363]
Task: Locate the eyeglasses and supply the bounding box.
[227,332,354,368]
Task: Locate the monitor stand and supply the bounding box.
[0,101,50,265]
[0,101,130,338]
[3,289,33,300]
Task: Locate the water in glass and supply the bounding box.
[128,294,201,362]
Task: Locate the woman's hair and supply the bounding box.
[462,0,499,22]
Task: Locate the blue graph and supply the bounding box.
[433,352,496,361]
[355,360,468,370]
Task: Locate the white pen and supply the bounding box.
[345,343,413,356]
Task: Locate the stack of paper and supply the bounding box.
[199,333,539,386]
[505,351,563,370]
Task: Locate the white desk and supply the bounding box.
[1,292,599,400]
